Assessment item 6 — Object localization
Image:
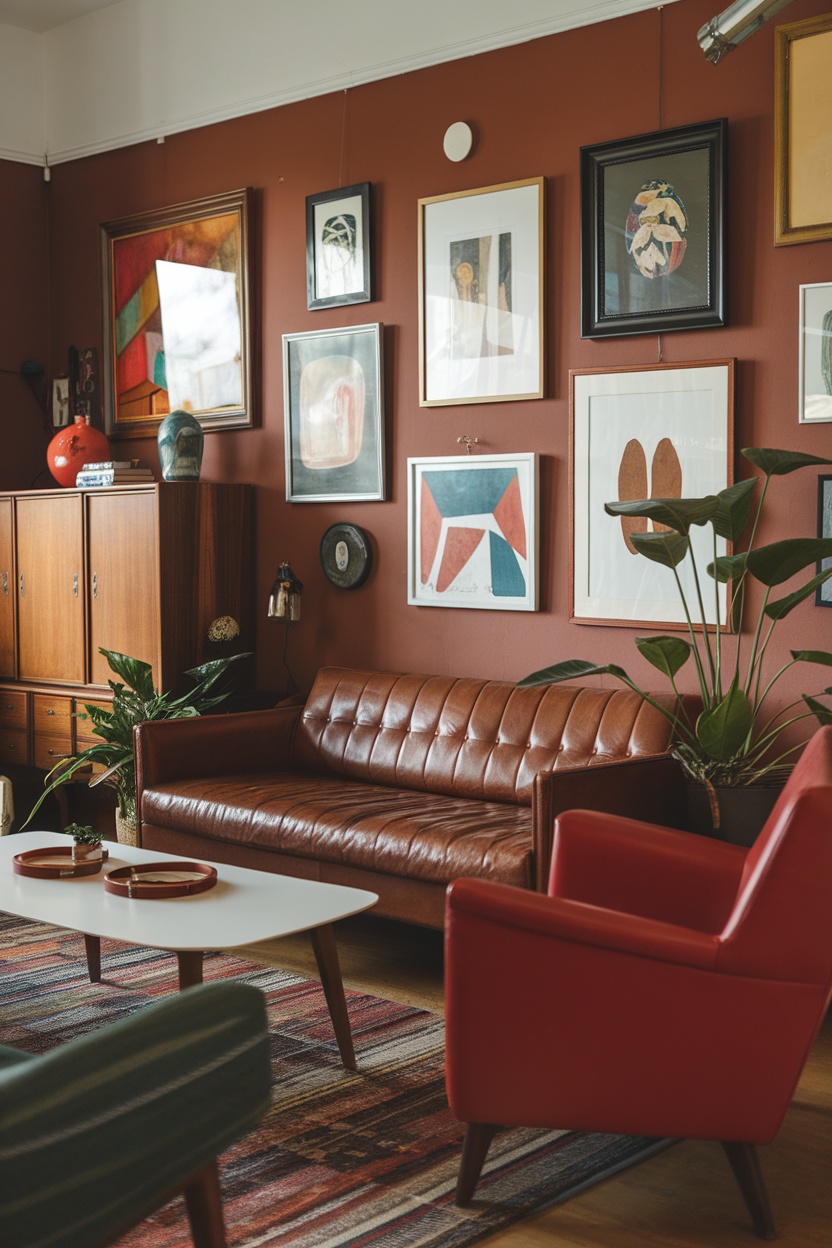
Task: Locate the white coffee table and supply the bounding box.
[0,831,378,1070]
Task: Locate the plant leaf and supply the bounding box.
[635,635,691,679]
[803,695,832,727]
[518,660,630,687]
[746,537,832,586]
[629,531,690,568]
[696,681,753,761]
[99,648,155,699]
[742,447,832,476]
[711,478,757,541]
[604,496,719,534]
[791,650,832,668]
[765,566,832,620]
[708,552,748,583]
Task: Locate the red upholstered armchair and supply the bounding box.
[445,726,832,1240]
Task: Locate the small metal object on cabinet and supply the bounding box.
[18,573,24,597]
[1,572,7,595]
[92,572,98,599]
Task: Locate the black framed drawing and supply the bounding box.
[818,475,832,607]
[580,118,727,338]
[306,182,371,310]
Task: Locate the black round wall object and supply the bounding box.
[320,523,373,589]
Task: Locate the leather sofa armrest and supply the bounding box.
[134,704,303,790]
[532,754,687,891]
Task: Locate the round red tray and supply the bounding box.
[13,846,109,879]
[104,861,218,899]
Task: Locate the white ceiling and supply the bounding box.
[0,0,121,32]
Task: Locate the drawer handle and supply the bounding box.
[19,572,24,598]
[73,572,79,598]
[1,571,7,595]
[92,571,98,599]
[47,708,55,716]
[4,703,12,711]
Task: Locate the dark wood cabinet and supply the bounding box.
[0,483,254,769]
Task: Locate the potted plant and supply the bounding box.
[65,822,105,864]
[520,447,832,842]
[26,648,249,845]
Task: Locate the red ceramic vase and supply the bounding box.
[46,415,111,488]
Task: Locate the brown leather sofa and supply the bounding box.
[134,666,689,928]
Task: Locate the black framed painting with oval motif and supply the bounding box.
[320,524,373,589]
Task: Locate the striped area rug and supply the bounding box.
[0,914,667,1247]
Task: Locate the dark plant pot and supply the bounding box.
[685,781,785,847]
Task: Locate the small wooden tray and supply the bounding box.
[13,847,109,879]
[104,861,218,899]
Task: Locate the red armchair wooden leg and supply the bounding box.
[183,1160,228,1248]
[721,1142,776,1241]
[455,1123,499,1206]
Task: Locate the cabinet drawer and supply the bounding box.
[34,732,73,772]
[33,694,73,736]
[0,689,28,732]
[74,698,111,744]
[0,729,28,765]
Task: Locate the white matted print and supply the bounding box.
[799,282,832,423]
[571,361,734,629]
[408,453,538,611]
[418,179,544,406]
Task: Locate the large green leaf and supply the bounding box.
[711,478,758,541]
[804,695,832,727]
[518,660,630,688]
[765,566,832,620]
[791,650,832,668]
[741,447,832,476]
[708,552,748,583]
[604,496,719,534]
[635,635,691,678]
[629,531,690,568]
[99,648,155,699]
[696,681,753,761]
[746,537,832,586]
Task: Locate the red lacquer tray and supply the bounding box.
[104,861,218,899]
[13,847,109,879]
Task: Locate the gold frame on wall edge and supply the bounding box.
[774,13,832,246]
[417,177,545,407]
[100,187,256,438]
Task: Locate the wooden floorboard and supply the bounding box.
[237,913,832,1247]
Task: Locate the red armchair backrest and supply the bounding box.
[718,728,832,984]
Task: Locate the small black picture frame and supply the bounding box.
[817,475,832,607]
[306,182,372,310]
[580,118,727,338]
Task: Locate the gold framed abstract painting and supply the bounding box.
[100,188,254,438]
[775,13,832,246]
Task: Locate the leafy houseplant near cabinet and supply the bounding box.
[522,448,832,841]
[26,648,249,846]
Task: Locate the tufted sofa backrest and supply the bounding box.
[292,667,679,806]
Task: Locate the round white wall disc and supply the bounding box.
[443,122,474,162]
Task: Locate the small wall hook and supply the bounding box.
[457,435,479,455]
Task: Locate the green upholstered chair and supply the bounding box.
[0,981,272,1248]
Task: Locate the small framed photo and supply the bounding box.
[418,178,544,406]
[306,182,371,309]
[283,323,385,502]
[818,476,832,607]
[407,452,538,611]
[101,188,254,437]
[775,14,832,246]
[570,361,734,629]
[799,283,832,423]
[580,119,727,338]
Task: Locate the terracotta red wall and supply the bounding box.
[10,0,832,708]
[0,160,51,491]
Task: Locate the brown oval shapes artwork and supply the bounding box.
[617,437,683,553]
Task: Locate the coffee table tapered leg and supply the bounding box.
[177,951,204,991]
[84,934,101,982]
[309,924,357,1071]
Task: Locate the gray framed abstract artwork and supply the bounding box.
[305,183,371,310]
[799,282,832,423]
[407,452,538,611]
[283,323,385,502]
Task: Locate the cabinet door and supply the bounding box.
[87,491,161,687]
[16,494,85,683]
[0,498,14,677]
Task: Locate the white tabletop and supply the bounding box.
[0,832,378,952]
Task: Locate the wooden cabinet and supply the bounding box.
[0,483,254,769]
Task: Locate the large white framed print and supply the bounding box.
[799,282,832,423]
[418,178,544,406]
[570,361,734,629]
[407,452,538,611]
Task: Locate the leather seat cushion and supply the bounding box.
[141,772,533,888]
